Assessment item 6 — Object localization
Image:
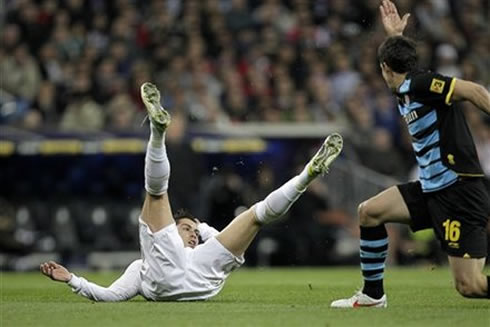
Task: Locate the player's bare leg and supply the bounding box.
[140,82,173,232]
[449,256,488,298]
[331,186,412,308]
[216,133,343,257]
[356,186,412,227]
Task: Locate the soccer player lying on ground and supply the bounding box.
[331,0,490,308]
[40,82,343,302]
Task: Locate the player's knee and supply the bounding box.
[358,201,379,226]
[147,192,164,199]
[357,202,368,225]
[454,277,480,298]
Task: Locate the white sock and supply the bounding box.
[144,123,169,195]
[254,173,314,225]
[149,122,164,148]
[296,166,316,191]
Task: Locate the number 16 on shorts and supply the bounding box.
[442,219,460,248]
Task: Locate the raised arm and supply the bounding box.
[451,79,490,115]
[41,260,142,302]
[379,0,410,36]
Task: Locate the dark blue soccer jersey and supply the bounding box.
[395,71,484,192]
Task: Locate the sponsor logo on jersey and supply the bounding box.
[430,78,445,94]
[403,110,418,124]
[448,242,459,249]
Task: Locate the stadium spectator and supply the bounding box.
[60,74,104,131]
[105,94,142,131]
[0,0,487,131]
[357,127,406,179]
[0,44,41,102]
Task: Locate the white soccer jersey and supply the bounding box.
[67,222,244,302]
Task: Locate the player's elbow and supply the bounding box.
[92,290,129,302]
[96,295,126,302]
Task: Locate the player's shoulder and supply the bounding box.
[407,70,454,95]
[409,70,440,86]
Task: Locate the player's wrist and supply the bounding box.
[66,273,73,283]
[67,273,82,289]
[385,28,403,37]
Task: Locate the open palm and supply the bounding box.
[40,261,72,282]
[379,0,410,36]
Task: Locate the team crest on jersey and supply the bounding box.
[404,95,410,105]
[430,78,445,94]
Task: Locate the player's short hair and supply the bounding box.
[174,208,199,224]
[377,36,417,73]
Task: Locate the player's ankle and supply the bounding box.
[362,281,384,300]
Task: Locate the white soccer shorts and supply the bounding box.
[138,220,244,301]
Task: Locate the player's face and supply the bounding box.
[177,218,199,248]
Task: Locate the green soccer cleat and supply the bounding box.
[140,82,171,132]
[307,133,343,177]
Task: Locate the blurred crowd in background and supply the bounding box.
[1,0,489,176]
[1,0,489,268]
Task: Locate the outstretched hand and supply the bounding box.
[379,0,410,36]
[40,261,72,282]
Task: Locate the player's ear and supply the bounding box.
[382,62,396,78]
[380,62,389,72]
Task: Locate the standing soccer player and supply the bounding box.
[331,0,490,308]
[41,82,343,302]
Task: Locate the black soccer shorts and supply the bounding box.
[398,177,490,258]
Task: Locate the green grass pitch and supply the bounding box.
[1,267,489,327]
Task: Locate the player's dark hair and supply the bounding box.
[174,208,199,224]
[377,36,418,73]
